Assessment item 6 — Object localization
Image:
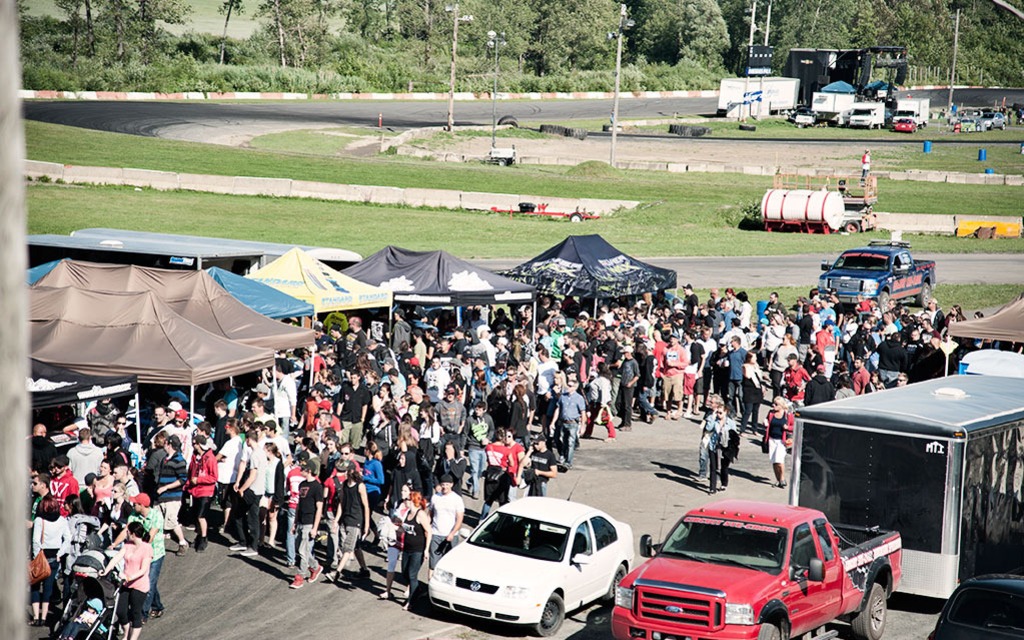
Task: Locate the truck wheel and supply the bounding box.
[877,290,891,311]
[569,213,583,223]
[851,583,887,640]
[844,221,861,234]
[916,282,932,308]
[534,593,564,637]
[757,623,781,640]
[603,563,628,603]
[497,115,519,128]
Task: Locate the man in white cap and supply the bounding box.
[476,325,497,368]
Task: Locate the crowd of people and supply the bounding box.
[28,283,1000,634]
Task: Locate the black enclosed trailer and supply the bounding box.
[790,375,1024,599]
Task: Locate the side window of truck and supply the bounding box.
[813,520,835,561]
[790,524,818,570]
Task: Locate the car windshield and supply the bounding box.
[659,516,787,574]
[468,513,569,563]
[832,253,889,270]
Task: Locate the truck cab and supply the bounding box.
[612,500,901,640]
[819,240,936,309]
[847,102,886,129]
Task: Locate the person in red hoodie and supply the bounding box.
[185,434,218,553]
[49,455,79,517]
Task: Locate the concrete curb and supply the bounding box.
[23,160,639,215]
[19,89,720,102]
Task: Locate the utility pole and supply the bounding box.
[609,3,632,167]
[947,7,960,116]
[487,30,505,149]
[0,0,30,638]
[756,0,772,119]
[741,0,758,122]
[445,3,473,132]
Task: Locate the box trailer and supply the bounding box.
[717,77,800,118]
[811,91,857,122]
[846,101,886,129]
[894,97,930,127]
[791,375,1024,600]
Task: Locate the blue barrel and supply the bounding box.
[978,148,987,161]
[985,168,995,174]
[923,140,932,153]
[756,300,769,323]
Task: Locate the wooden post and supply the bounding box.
[0,0,29,637]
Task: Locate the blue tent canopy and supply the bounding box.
[27,259,63,284]
[206,267,314,319]
[820,80,856,94]
[865,80,890,91]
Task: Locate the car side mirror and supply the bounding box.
[820,260,831,272]
[639,534,655,558]
[808,558,825,582]
[572,553,592,566]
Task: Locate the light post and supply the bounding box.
[445,3,473,132]
[487,30,505,149]
[741,0,758,122]
[608,3,633,168]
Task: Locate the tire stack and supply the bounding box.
[668,124,711,137]
[540,124,588,140]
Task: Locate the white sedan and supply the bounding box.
[429,497,634,636]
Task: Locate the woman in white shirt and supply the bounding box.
[31,493,70,626]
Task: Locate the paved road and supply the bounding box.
[29,413,945,640]
[474,253,1024,288]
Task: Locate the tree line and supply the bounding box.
[19,0,1024,95]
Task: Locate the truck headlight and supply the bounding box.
[615,586,634,609]
[818,279,829,291]
[433,569,454,586]
[862,280,879,294]
[501,585,532,599]
[725,602,755,625]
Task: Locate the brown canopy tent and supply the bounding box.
[30,286,274,386]
[34,260,313,351]
[947,292,1024,343]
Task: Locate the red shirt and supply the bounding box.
[50,469,79,516]
[783,366,812,401]
[661,345,689,378]
[186,450,218,498]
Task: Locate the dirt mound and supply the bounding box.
[566,160,619,179]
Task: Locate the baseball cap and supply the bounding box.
[532,433,547,443]
[168,434,183,450]
[683,283,693,290]
[255,383,271,395]
[300,458,320,476]
[167,401,183,412]
[816,364,826,373]
[439,473,455,485]
[313,321,324,331]
[557,317,567,325]
[446,384,457,395]
[174,409,188,422]
[130,493,151,507]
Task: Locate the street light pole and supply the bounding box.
[609,3,631,168]
[445,3,473,132]
[488,30,505,149]
[741,0,758,122]
[947,7,960,116]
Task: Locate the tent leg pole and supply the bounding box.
[594,298,598,317]
[532,301,537,339]
[134,391,141,444]
[189,385,195,423]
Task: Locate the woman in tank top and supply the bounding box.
[400,491,432,611]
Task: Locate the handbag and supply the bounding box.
[761,438,770,455]
[484,465,505,483]
[29,519,52,585]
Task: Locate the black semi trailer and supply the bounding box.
[791,375,1024,599]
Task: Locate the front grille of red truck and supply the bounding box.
[632,579,725,630]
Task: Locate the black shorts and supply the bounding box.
[194,496,212,520]
[117,587,146,629]
[217,483,233,508]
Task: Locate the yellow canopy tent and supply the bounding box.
[247,247,393,314]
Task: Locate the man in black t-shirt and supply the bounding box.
[526,435,558,497]
[291,459,324,589]
[335,372,371,452]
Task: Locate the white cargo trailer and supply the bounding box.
[717,77,800,118]
[847,102,886,129]
[894,97,931,127]
[810,91,857,122]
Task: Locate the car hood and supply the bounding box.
[436,542,563,587]
[630,556,779,602]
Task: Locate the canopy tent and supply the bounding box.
[30,286,274,386]
[248,247,393,314]
[27,259,62,285]
[947,292,1024,343]
[29,358,137,409]
[342,246,536,306]
[960,349,1024,378]
[498,235,676,299]
[820,80,856,94]
[206,266,315,320]
[33,260,313,351]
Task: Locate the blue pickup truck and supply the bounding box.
[819,241,936,309]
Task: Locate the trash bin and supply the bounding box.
[978,148,987,161]
[756,300,769,324]
[985,168,995,174]
[518,202,536,213]
[923,140,932,153]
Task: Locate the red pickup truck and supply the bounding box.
[612,500,902,640]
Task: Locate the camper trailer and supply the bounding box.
[791,375,1024,600]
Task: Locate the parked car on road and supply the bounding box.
[429,497,634,636]
[979,111,1007,130]
[892,118,917,133]
[789,107,817,127]
[928,573,1024,639]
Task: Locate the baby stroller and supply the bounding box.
[52,551,122,640]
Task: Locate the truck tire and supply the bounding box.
[757,623,781,640]
[844,221,861,234]
[497,115,519,128]
[916,281,932,308]
[569,213,584,223]
[739,124,757,132]
[534,593,564,637]
[565,127,588,140]
[877,289,890,311]
[851,583,887,640]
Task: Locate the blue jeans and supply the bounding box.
[638,387,659,419]
[285,507,297,565]
[467,448,486,496]
[561,420,580,466]
[143,555,164,617]
[698,443,710,478]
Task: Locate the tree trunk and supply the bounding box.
[273,0,286,67]
[84,0,95,55]
[296,19,307,66]
[219,1,233,64]
[70,13,79,66]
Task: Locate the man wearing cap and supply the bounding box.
[782,354,811,405]
[336,371,371,451]
[49,455,80,516]
[428,474,465,580]
[526,435,558,496]
[290,459,324,589]
[118,493,166,622]
[618,344,640,432]
[157,434,190,554]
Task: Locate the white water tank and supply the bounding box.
[761,189,846,231]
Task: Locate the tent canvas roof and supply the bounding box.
[29,358,137,409]
[498,235,676,299]
[947,292,1024,343]
[820,80,857,94]
[206,267,315,320]
[33,260,313,351]
[30,286,274,386]
[248,248,393,314]
[342,246,536,306]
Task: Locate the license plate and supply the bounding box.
[652,634,692,640]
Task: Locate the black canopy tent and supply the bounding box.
[29,358,137,409]
[342,246,536,306]
[499,235,677,302]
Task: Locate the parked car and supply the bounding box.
[957,117,980,133]
[892,118,917,133]
[788,107,817,127]
[928,573,1024,639]
[429,497,634,636]
[979,111,1007,130]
